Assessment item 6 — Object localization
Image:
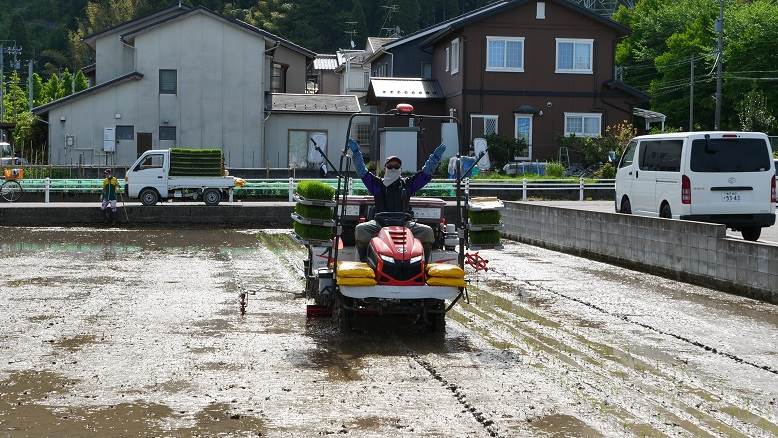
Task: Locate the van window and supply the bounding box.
[690,138,771,172]
[639,141,661,171]
[619,141,637,168]
[656,140,683,172]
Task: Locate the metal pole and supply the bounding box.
[714,0,724,130]
[1,44,5,122]
[27,59,33,111]
[579,177,584,201]
[689,54,694,131]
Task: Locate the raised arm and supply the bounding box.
[347,139,382,196]
[408,144,447,195]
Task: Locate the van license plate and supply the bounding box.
[721,192,741,202]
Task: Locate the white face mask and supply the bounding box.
[383,168,402,186]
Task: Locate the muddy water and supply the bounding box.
[0,227,776,437]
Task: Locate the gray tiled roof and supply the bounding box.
[367,37,397,53]
[313,54,338,71]
[268,93,361,114]
[368,78,444,100]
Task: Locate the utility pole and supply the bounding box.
[714,0,724,130]
[1,44,5,122]
[689,55,694,131]
[28,59,33,111]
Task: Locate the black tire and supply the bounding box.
[620,197,632,215]
[333,295,352,333]
[741,227,762,242]
[139,188,159,206]
[659,203,672,219]
[0,180,23,202]
[428,312,446,334]
[203,188,221,206]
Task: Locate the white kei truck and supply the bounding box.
[125,149,243,206]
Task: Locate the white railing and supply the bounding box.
[8,177,615,204]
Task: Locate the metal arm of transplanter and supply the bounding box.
[311,138,342,178]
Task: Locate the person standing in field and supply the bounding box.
[101,169,119,224]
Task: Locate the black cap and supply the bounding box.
[384,155,402,166]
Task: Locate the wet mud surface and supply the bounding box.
[0,226,776,437]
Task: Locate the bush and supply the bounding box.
[296,180,335,200]
[546,161,565,178]
[295,204,333,220]
[594,162,616,179]
[469,210,501,225]
[293,222,333,241]
[469,230,501,245]
[555,121,637,167]
[484,134,528,170]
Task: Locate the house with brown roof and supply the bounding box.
[367,0,648,162]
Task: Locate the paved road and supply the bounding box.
[0,228,775,436]
[532,200,778,245]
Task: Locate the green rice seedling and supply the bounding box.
[296,180,336,200]
[469,230,501,245]
[293,222,333,241]
[295,204,333,220]
[469,210,501,225]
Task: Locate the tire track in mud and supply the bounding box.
[460,270,777,436]
[409,352,502,438]
[491,268,778,377]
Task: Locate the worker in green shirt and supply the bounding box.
[101,168,119,224]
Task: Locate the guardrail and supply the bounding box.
[5,177,616,203]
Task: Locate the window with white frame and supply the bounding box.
[486,37,524,72]
[451,38,460,74]
[445,47,450,72]
[514,115,532,159]
[470,115,499,141]
[564,113,601,137]
[556,38,593,74]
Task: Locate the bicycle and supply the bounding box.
[1,168,24,202]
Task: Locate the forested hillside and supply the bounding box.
[0,0,494,72]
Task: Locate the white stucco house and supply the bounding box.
[33,5,359,169]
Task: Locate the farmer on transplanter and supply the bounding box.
[101,168,119,224]
[347,139,446,261]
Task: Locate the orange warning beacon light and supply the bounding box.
[395,103,414,114]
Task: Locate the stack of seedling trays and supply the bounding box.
[169,148,224,176]
[467,197,504,250]
[292,181,336,246]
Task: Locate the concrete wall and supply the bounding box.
[272,45,308,94]
[48,79,143,166]
[95,36,136,84]
[502,202,778,303]
[264,113,352,168]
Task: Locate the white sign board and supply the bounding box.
[440,122,460,161]
[307,132,327,164]
[473,137,490,170]
[103,127,116,153]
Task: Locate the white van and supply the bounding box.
[615,132,776,241]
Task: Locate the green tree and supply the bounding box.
[31,73,44,106]
[349,0,368,47]
[736,89,776,133]
[1,72,29,122]
[42,73,64,103]
[60,68,74,97]
[73,70,89,92]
